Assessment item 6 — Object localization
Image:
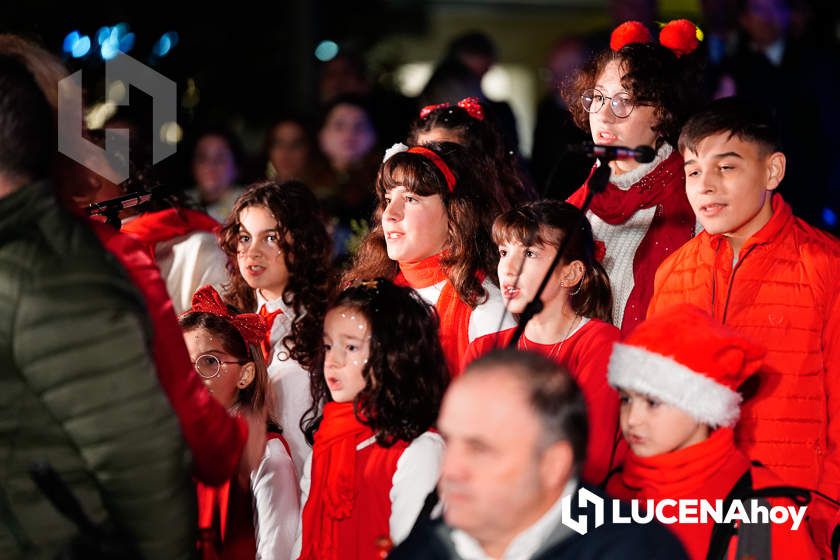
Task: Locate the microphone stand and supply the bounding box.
[507,158,612,348]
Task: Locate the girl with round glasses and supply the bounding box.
[562,20,705,335]
[180,285,299,560]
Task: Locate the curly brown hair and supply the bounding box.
[301,279,449,446]
[407,103,537,208]
[220,181,333,370]
[493,201,613,323]
[562,42,704,148]
[344,141,504,307]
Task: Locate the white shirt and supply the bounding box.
[291,431,445,558]
[154,231,229,314]
[256,291,313,477]
[413,278,516,342]
[251,438,300,559]
[450,478,578,560]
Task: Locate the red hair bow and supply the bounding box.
[187,285,267,348]
[419,97,485,121]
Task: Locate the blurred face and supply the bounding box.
[497,238,572,314]
[439,370,573,553]
[382,186,449,263]
[268,122,309,181]
[683,132,783,254]
[415,127,463,146]
[588,60,659,173]
[323,306,370,403]
[740,0,790,47]
[236,205,290,301]
[319,103,376,171]
[193,135,237,202]
[183,327,253,410]
[619,389,709,457]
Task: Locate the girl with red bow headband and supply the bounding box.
[294,279,449,559]
[219,181,333,477]
[346,142,514,376]
[464,200,623,485]
[409,97,537,208]
[560,20,705,336]
[180,285,299,560]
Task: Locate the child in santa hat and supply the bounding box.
[606,304,818,559]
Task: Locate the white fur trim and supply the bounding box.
[383,142,409,163]
[608,343,742,428]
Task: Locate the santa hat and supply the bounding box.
[608,304,765,428]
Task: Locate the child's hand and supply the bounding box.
[237,408,268,488]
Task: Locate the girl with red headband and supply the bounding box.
[408,97,537,208]
[180,285,299,560]
[345,141,513,376]
[219,181,333,476]
[294,279,449,559]
[562,20,705,335]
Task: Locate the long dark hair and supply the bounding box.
[301,279,449,446]
[492,200,613,323]
[407,102,536,208]
[345,141,505,307]
[220,181,333,370]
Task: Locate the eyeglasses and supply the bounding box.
[193,354,246,379]
[580,88,644,118]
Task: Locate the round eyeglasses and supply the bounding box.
[193,354,246,379]
[580,88,642,118]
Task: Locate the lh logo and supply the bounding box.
[58,53,176,183]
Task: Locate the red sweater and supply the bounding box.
[89,220,246,485]
[464,319,623,484]
[607,429,818,560]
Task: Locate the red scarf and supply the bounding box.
[393,254,473,377]
[299,402,375,560]
[612,429,750,560]
[567,150,695,334]
[258,304,284,361]
[121,208,220,258]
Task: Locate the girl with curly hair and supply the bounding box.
[294,279,448,559]
[220,180,333,475]
[562,20,705,335]
[345,141,514,376]
[407,97,537,208]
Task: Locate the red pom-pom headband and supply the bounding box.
[406,146,457,193]
[185,285,267,349]
[419,97,485,121]
[610,19,702,58]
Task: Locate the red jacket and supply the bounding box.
[607,429,818,560]
[464,319,624,485]
[647,195,840,548]
[89,220,246,485]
